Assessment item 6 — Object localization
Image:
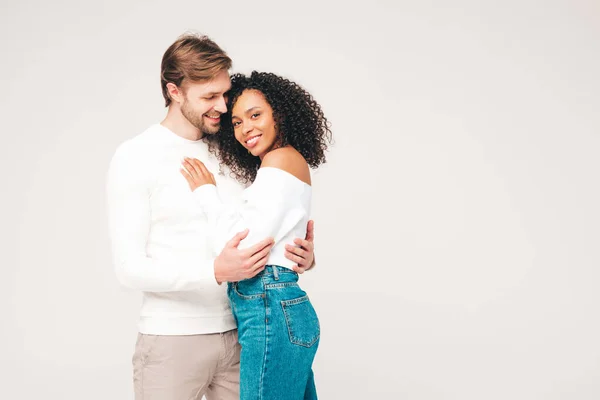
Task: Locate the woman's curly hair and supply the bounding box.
[207,71,332,184]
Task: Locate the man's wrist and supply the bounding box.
[213,261,223,285]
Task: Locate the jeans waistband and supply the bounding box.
[259,265,297,281]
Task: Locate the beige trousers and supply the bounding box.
[132,329,240,400]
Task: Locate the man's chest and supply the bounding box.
[147,146,244,220]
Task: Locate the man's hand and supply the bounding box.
[285,220,315,274]
[214,229,274,284]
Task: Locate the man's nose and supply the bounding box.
[214,96,227,113]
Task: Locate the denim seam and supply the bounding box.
[265,282,299,289]
[266,265,297,275]
[283,295,310,306]
[260,290,270,399]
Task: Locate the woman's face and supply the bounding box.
[231,89,279,159]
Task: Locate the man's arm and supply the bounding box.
[286,219,316,274]
[107,146,273,291]
[107,146,222,291]
[213,228,274,284]
[181,155,314,275]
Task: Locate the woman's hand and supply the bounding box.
[180,157,216,191]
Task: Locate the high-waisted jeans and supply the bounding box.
[227,266,320,400]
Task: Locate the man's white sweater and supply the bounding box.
[106,124,244,335]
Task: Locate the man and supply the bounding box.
[107,33,315,400]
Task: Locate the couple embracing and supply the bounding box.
[107,33,331,400]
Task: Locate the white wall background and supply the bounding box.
[1,0,599,399]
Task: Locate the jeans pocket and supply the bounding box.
[232,280,265,300]
[281,295,320,348]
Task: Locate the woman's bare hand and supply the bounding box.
[180,157,216,191]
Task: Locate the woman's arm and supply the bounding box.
[180,151,310,257]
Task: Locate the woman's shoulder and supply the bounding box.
[260,147,311,185]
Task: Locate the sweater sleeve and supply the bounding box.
[106,144,220,292]
[192,168,307,255]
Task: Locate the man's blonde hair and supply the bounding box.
[160,33,232,107]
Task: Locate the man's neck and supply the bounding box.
[161,106,203,141]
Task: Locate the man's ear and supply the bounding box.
[167,82,184,104]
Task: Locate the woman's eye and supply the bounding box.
[232,121,240,127]
[251,113,260,118]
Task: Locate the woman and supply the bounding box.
[180,71,331,400]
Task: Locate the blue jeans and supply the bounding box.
[227,266,320,400]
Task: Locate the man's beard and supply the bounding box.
[181,101,220,135]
